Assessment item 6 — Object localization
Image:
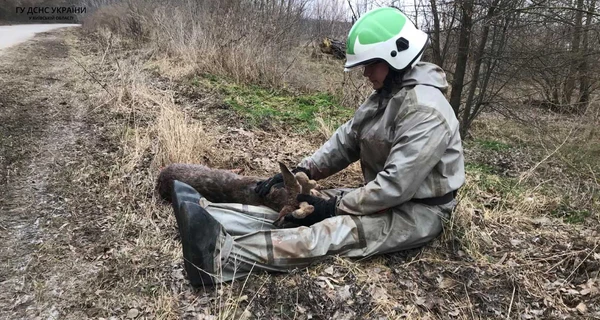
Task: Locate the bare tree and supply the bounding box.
[577,0,597,109]
[449,0,474,117]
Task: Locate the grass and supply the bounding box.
[551,201,593,224]
[560,141,600,176]
[20,26,597,319]
[464,162,496,174]
[96,36,600,318]
[464,162,526,200]
[193,74,355,131]
[473,138,512,151]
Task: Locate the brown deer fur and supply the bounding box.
[156,163,320,224]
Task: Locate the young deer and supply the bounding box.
[156,162,321,226]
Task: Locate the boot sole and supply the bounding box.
[177,201,217,287]
[171,180,222,287]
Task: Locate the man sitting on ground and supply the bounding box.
[171,7,465,287]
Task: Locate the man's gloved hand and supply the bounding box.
[255,167,311,197]
[284,194,337,227]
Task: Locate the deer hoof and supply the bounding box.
[291,202,314,218]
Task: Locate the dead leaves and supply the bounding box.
[578,278,599,296]
[126,308,139,319]
[369,285,391,305]
[437,275,458,290]
[575,302,587,314]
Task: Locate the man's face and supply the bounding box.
[363,61,389,90]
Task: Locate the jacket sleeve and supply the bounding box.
[337,108,450,215]
[298,118,360,181]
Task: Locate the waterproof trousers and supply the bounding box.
[201,189,454,283]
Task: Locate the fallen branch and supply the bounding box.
[319,37,346,59]
[506,284,516,320]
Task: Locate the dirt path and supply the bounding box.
[0,29,119,319]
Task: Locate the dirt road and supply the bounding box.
[0,24,80,50]
[0,28,121,318]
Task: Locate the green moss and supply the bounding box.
[551,203,591,224]
[190,77,201,87]
[465,163,525,206]
[474,138,511,151]
[465,162,496,174]
[192,74,354,131]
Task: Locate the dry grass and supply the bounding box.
[83,0,305,88]
[467,109,600,222]
[155,105,214,166]
[45,24,599,319]
[81,0,373,107]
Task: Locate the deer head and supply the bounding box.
[269,162,318,226]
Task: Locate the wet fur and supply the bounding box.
[156,163,291,213]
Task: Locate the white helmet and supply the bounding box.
[344,7,428,72]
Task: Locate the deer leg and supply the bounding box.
[291,202,314,219]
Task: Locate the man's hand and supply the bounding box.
[284,194,337,227]
[255,167,311,197]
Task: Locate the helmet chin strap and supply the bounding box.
[377,67,406,95]
[375,64,412,110]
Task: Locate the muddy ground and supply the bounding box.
[0,28,598,319]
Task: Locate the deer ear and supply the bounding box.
[278,162,297,187]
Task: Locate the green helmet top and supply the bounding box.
[347,8,406,55]
[344,7,428,71]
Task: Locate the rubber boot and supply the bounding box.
[171,180,222,287]
[171,180,202,224]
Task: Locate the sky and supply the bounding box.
[306,0,425,24]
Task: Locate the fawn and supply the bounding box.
[156,162,320,226]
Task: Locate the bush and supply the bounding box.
[81,0,372,105]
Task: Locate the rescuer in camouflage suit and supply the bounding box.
[171,7,465,287]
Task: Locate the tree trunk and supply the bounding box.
[470,13,513,128]
[563,0,584,106]
[449,0,474,117]
[461,0,500,137]
[441,3,459,64]
[429,0,443,66]
[578,0,596,110]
